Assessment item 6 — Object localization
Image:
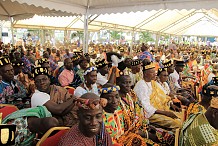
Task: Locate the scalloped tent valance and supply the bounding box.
[11,0,218,15]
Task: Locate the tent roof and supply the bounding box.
[12,0,218,15]
[14,9,218,36]
[0,0,77,21]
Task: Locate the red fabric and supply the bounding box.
[0,106,18,119]
[113,144,122,146]
[41,130,68,146]
[68,88,75,95]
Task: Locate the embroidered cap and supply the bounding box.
[12,61,24,67]
[212,77,218,85]
[77,98,107,110]
[0,57,11,67]
[202,84,218,97]
[83,66,97,76]
[163,60,173,68]
[95,58,108,69]
[84,53,89,57]
[142,62,155,71]
[36,58,49,66]
[157,67,167,76]
[131,59,141,66]
[32,67,50,79]
[72,55,81,62]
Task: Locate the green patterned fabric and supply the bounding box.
[180,112,218,146]
[2,106,52,146]
[102,106,125,143]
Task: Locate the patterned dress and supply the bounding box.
[0,80,27,109]
[180,112,218,146]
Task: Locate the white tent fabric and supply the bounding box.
[12,0,218,15]
[0,0,77,21]
[14,9,218,36]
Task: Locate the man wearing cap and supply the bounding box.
[179,96,218,146]
[63,48,73,60]
[31,67,78,126]
[129,59,143,87]
[43,51,58,72]
[95,58,116,87]
[169,59,185,88]
[0,57,27,109]
[134,60,181,130]
[207,63,218,83]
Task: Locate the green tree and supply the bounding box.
[71,31,84,41]
[109,31,121,41]
[139,31,154,43]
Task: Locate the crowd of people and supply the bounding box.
[0,40,218,146]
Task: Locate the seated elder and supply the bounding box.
[31,67,78,126]
[74,66,99,97]
[58,93,112,146]
[180,97,218,146]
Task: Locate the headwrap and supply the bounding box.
[83,66,97,76]
[210,98,218,109]
[32,67,50,79]
[76,98,107,110]
[99,86,120,94]
[0,57,11,67]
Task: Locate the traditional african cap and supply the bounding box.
[119,47,124,52]
[74,50,83,56]
[36,58,49,66]
[89,50,97,56]
[118,70,130,76]
[0,57,11,67]
[142,62,155,71]
[202,84,218,97]
[95,58,108,69]
[77,98,107,110]
[131,59,141,66]
[99,86,120,94]
[157,67,167,76]
[32,67,50,79]
[175,60,185,66]
[12,61,24,67]
[84,53,89,57]
[201,50,207,55]
[210,97,218,109]
[212,77,218,85]
[72,54,81,62]
[163,60,173,68]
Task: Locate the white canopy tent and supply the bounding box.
[14,9,218,36]
[10,0,218,51]
[11,0,218,15]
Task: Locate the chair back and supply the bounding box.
[0,124,16,145]
[0,104,18,120]
[36,127,70,146]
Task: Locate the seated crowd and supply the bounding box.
[0,42,218,146]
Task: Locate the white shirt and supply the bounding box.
[97,72,108,86]
[111,55,123,67]
[208,73,215,83]
[74,83,99,97]
[134,80,157,118]
[31,90,50,107]
[169,70,181,88]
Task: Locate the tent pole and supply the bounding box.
[155,33,160,48]
[130,31,134,55]
[10,17,14,45]
[83,0,90,54]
